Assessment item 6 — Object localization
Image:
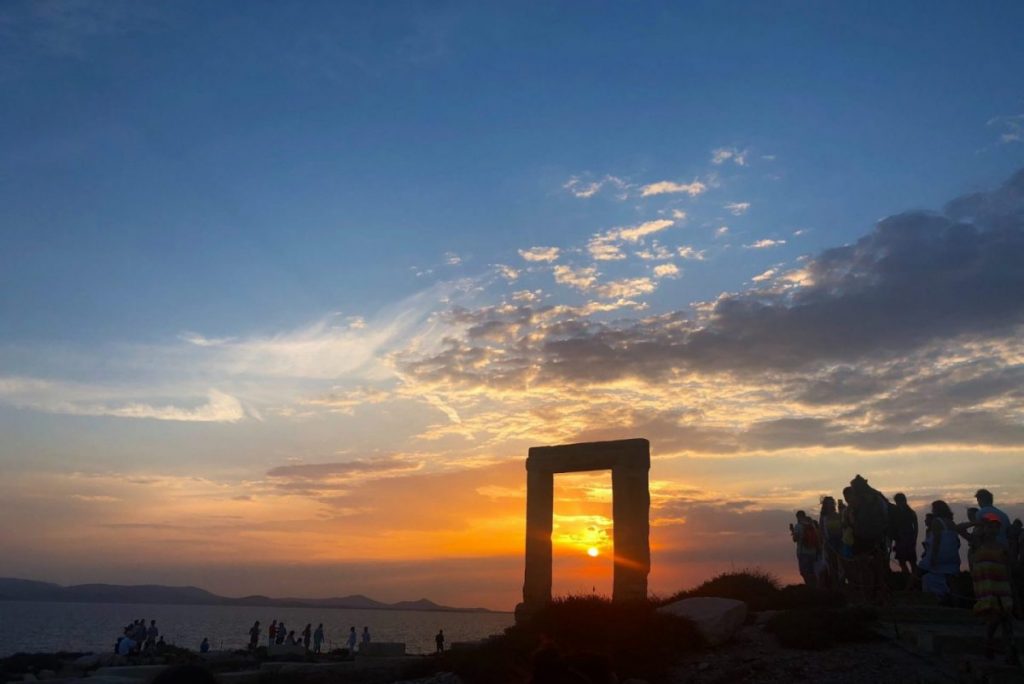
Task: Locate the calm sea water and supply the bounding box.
[0,601,514,658]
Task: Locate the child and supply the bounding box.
[972,513,1018,665]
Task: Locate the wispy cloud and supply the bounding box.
[493,264,520,281]
[588,219,676,261]
[593,277,657,299]
[518,246,561,263]
[0,378,245,423]
[724,202,750,216]
[562,174,631,199]
[988,114,1024,144]
[745,238,786,249]
[710,147,748,166]
[553,265,599,291]
[640,180,706,197]
[653,263,680,279]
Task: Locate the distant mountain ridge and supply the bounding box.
[0,578,498,613]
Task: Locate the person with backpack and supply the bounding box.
[791,510,819,587]
[892,493,919,589]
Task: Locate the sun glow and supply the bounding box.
[587,547,599,557]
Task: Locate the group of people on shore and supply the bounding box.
[243,620,366,654]
[114,619,448,656]
[791,476,1021,662]
[114,619,163,655]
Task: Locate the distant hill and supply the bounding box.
[0,578,498,613]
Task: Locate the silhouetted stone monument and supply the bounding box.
[515,438,650,623]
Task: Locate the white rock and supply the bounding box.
[72,654,101,670]
[657,597,748,646]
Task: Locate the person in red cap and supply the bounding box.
[971,512,1018,665]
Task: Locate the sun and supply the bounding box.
[587,547,599,558]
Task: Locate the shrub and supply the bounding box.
[764,585,846,610]
[404,596,704,684]
[658,568,781,610]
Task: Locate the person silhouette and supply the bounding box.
[435,629,444,653]
[361,626,371,650]
[248,621,260,651]
[346,626,357,653]
[313,623,324,654]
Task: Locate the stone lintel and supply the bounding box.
[526,438,650,474]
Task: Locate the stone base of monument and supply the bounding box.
[359,642,406,657]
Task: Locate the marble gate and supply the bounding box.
[515,438,650,622]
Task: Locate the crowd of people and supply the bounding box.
[113,618,447,657]
[114,619,164,655]
[791,475,1021,663]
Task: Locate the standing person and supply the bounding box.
[920,500,961,603]
[268,620,277,647]
[146,620,159,650]
[849,475,890,604]
[1011,519,1024,619]
[313,624,324,655]
[276,622,286,645]
[346,627,357,653]
[892,493,919,588]
[975,489,1011,548]
[790,510,819,588]
[301,623,312,652]
[200,637,210,654]
[361,626,371,650]
[435,629,444,654]
[972,514,1018,665]
[819,496,843,588]
[133,620,146,653]
[961,508,981,570]
[248,621,260,651]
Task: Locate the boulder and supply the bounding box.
[657,597,747,646]
[71,654,101,671]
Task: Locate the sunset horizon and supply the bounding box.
[2,2,1023,617]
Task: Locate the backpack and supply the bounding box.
[801,522,819,548]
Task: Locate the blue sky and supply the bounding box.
[1,1,1023,607]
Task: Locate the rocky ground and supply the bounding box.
[669,620,953,684]
[667,612,1024,684]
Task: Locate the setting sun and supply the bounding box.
[587,547,599,558]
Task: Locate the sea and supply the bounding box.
[0,601,514,658]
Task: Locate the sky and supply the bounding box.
[1,1,1023,611]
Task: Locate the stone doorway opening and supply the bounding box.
[551,470,613,598]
